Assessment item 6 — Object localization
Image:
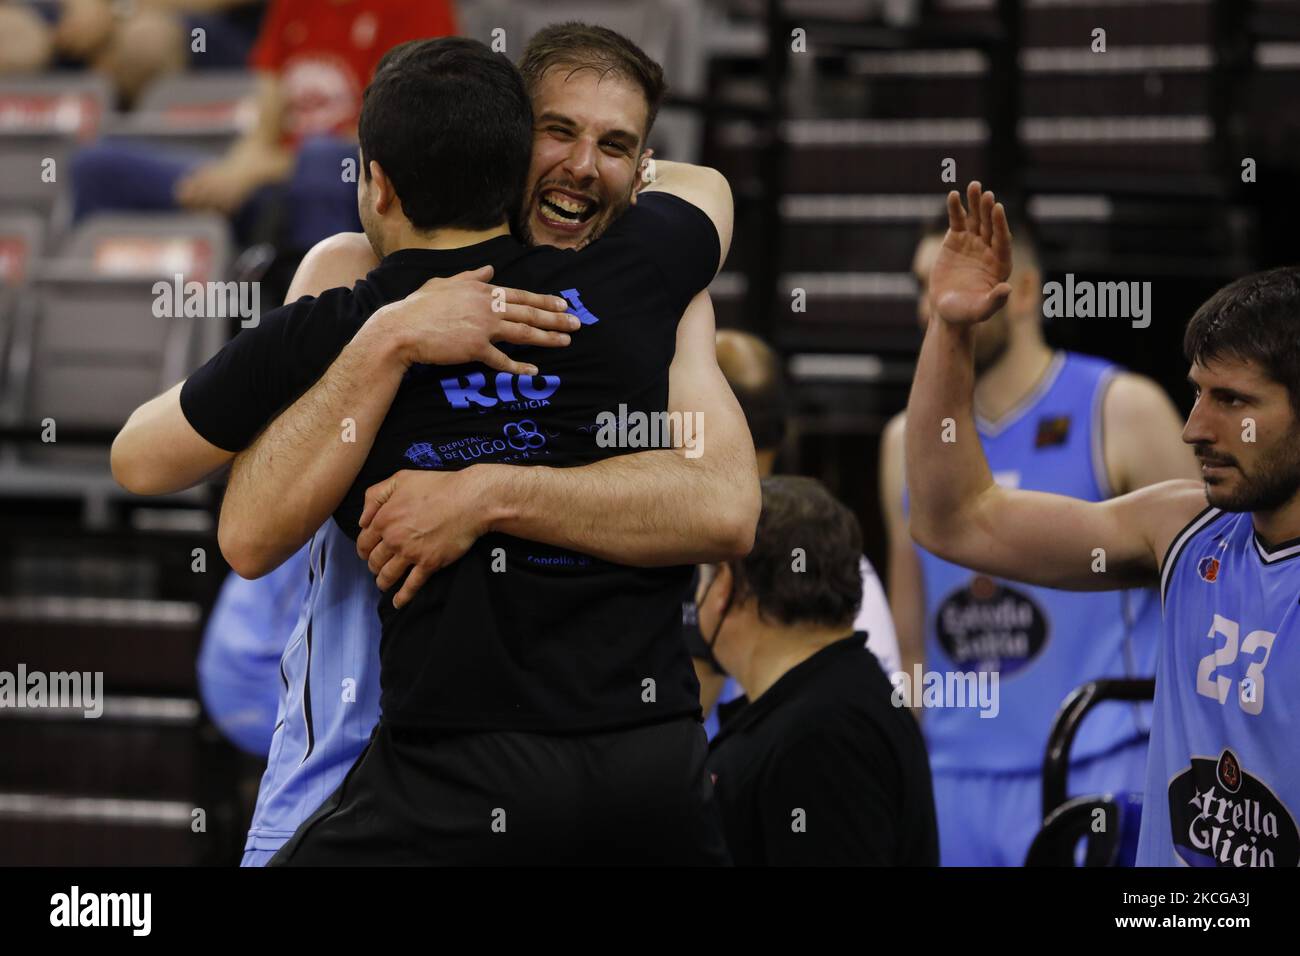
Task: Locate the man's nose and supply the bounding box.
[563,139,598,181]
[1182,397,1213,447]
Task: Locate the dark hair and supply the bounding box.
[727,476,863,631]
[1184,266,1300,418]
[517,22,667,142]
[716,331,788,451]
[358,37,532,231]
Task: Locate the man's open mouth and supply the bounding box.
[538,189,598,225]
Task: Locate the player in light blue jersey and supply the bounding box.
[198,541,311,758]
[907,181,1300,868]
[239,522,381,865]
[881,209,1197,865]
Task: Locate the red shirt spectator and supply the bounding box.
[251,0,458,145]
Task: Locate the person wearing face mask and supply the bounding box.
[700,476,938,866]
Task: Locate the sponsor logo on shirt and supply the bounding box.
[934,575,1048,676]
[1168,748,1300,867]
[404,421,557,469]
[440,372,561,412]
[559,288,601,326]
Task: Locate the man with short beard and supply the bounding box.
[879,217,1198,866]
[114,27,756,864]
[908,181,1300,867]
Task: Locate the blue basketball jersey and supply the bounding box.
[1139,507,1300,867]
[241,520,382,860]
[916,351,1159,772]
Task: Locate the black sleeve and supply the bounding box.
[611,192,721,314]
[758,726,904,866]
[179,288,361,452]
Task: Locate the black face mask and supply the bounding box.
[698,565,736,672]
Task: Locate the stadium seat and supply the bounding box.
[1025,677,1156,867]
[1025,792,1145,867]
[103,70,258,157]
[0,75,112,241]
[0,213,231,523]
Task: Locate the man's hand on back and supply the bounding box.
[373,266,579,376]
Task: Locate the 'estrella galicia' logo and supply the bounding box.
[559,288,600,325]
[440,372,561,410]
[934,575,1048,676]
[1168,749,1300,867]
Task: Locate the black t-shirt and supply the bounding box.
[181,193,719,733]
[707,634,939,866]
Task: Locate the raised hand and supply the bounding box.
[929,181,1014,327]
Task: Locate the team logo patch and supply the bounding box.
[1197,555,1221,583]
[404,442,445,469]
[1034,415,1071,448]
[934,575,1048,676]
[1168,749,1300,867]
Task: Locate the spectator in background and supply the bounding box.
[701,476,938,865]
[0,1,266,101]
[686,329,900,738]
[0,2,54,75]
[71,0,457,251]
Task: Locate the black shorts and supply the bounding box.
[269,716,730,866]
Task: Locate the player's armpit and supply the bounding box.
[914,478,1207,592]
[111,381,233,495]
[1102,372,1200,494]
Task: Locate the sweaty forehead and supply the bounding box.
[532,67,648,137]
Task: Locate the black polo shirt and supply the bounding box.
[180,193,718,734]
[707,633,939,866]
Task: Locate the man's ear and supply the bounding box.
[1010,265,1041,320]
[632,148,656,202]
[712,561,734,609]
[368,160,396,215]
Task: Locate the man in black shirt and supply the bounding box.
[115,36,751,863]
[699,476,939,865]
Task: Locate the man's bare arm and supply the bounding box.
[905,182,1202,591]
[218,268,577,577]
[879,413,925,684]
[485,291,758,560]
[359,291,760,606]
[110,233,379,496]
